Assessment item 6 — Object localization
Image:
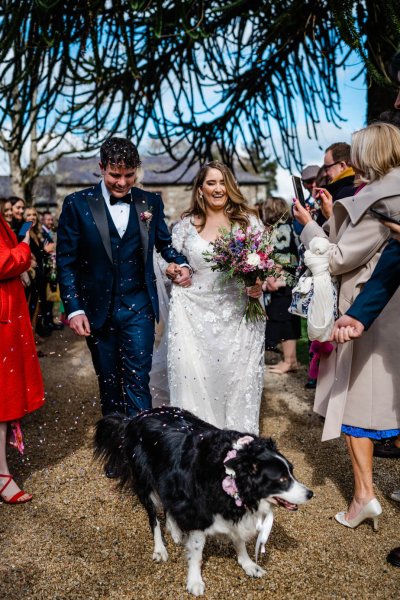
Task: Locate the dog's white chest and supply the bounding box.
[205,509,273,544]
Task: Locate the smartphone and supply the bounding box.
[369,208,400,225]
[291,175,306,207]
[18,221,33,236]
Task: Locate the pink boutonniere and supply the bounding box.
[140,207,153,230]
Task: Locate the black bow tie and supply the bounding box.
[109,193,132,206]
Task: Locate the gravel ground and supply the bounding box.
[1,329,399,599]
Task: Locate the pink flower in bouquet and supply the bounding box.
[235,229,246,242]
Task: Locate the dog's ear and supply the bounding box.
[264,437,277,452]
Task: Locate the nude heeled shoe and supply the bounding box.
[335,498,382,531]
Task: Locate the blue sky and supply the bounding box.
[276,60,367,198]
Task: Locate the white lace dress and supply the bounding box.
[167,216,266,434]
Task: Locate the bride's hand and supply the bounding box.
[246,282,263,298]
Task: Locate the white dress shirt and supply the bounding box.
[100,181,130,238]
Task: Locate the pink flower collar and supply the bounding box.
[222,435,254,506]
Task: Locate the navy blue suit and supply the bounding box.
[57,184,187,415]
[347,239,400,329]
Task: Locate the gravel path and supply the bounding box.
[2,329,399,599]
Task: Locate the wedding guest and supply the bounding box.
[9,196,26,234]
[293,122,400,530]
[261,197,300,375]
[57,137,189,478]
[0,213,45,504]
[323,142,356,200]
[39,211,64,328]
[41,211,55,241]
[24,207,54,335]
[0,198,13,225]
[331,222,400,566]
[300,165,319,200]
[167,161,265,434]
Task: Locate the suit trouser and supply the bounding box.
[86,302,155,416]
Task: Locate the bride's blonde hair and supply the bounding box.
[182,161,258,231]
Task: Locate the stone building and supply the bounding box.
[56,156,268,222]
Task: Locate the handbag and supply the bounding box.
[289,268,314,318]
[289,237,338,341]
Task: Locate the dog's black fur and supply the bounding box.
[94,406,312,595]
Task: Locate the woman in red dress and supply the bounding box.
[0,214,44,503]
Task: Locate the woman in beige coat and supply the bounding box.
[294,122,400,530]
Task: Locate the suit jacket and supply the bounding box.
[300,167,400,440]
[346,238,400,329]
[56,184,187,327]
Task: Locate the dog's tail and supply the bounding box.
[94,414,131,485]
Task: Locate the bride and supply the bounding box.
[167,161,266,434]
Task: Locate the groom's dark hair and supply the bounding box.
[100,137,141,169]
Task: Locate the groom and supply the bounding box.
[57,137,190,424]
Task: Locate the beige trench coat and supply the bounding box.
[301,167,400,441]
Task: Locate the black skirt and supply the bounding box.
[265,287,301,348]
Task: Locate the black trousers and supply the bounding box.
[86,302,155,417]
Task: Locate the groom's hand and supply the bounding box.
[69,314,91,337]
[166,262,181,280]
[173,266,192,288]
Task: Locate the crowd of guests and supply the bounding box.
[1,52,400,577]
[0,199,64,502]
[0,197,64,341]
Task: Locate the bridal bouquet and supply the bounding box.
[203,225,278,322]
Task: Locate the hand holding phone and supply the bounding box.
[18,221,33,237]
[291,175,306,207]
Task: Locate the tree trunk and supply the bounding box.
[367,76,397,123]
[9,149,24,199]
[365,0,399,122]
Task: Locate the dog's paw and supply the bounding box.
[242,561,266,578]
[152,547,168,563]
[187,579,205,596]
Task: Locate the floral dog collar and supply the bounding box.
[222,435,254,506]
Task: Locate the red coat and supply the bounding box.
[0,215,44,421]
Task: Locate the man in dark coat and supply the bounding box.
[57,138,190,428]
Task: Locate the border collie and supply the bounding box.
[94,407,313,596]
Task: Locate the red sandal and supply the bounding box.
[0,474,32,504]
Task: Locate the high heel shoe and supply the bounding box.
[335,498,382,531]
[0,474,32,504]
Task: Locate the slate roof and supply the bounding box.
[0,175,56,205]
[0,176,12,197]
[56,155,268,186]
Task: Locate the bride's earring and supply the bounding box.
[199,190,204,199]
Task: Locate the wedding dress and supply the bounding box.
[167,216,265,434]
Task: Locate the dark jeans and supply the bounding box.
[86,302,155,417]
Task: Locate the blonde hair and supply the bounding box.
[182,161,258,231]
[24,206,43,241]
[351,122,400,183]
